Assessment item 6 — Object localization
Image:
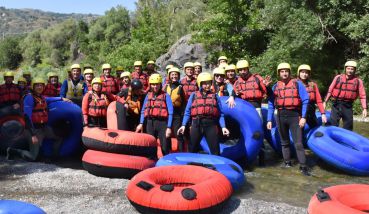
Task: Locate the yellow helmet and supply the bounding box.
[344,60,357,68]
[213,67,226,76]
[18,77,27,83]
[218,56,228,62]
[22,71,31,76]
[147,60,155,65]
[236,60,249,69]
[83,68,94,75]
[225,64,237,71]
[277,62,291,74]
[4,71,14,77]
[32,77,46,86]
[166,64,174,70]
[116,66,124,71]
[183,62,194,69]
[47,72,58,78]
[120,71,131,79]
[91,77,102,85]
[71,64,81,70]
[168,67,180,75]
[102,63,112,70]
[194,62,202,67]
[149,73,162,84]
[297,64,311,75]
[197,72,213,87]
[134,61,143,67]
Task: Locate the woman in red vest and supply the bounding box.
[180,62,198,102]
[178,72,230,155]
[324,60,367,130]
[43,72,61,97]
[267,63,310,176]
[101,63,118,95]
[82,77,123,128]
[136,74,174,155]
[297,64,327,128]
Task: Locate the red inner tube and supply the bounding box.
[126,165,233,213]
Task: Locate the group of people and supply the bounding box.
[1,57,367,177]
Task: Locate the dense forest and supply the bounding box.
[0,0,369,99]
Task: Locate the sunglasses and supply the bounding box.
[214,74,224,78]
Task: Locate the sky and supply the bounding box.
[0,0,137,15]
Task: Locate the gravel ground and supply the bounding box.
[0,157,306,214]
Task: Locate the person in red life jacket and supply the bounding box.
[297,64,327,128]
[117,79,145,131]
[83,68,94,91]
[115,66,124,89]
[100,63,118,95]
[82,77,124,128]
[119,71,131,91]
[0,71,21,109]
[177,72,230,155]
[193,62,202,79]
[6,78,71,161]
[145,60,158,76]
[42,72,61,97]
[132,61,149,91]
[225,64,237,86]
[163,67,186,152]
[136,74,174,155]
[60,64,88,107]
[267,63,310,176]
[180,62,199,102]
[18,77,30,97]
[22,70,32,87]
[323,60,367,130]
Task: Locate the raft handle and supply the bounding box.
[187,162,216,171]
[136,181,154,191]
[316,189,331,202]
[182,188,197,200]
[160,184,174,192]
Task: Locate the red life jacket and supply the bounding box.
[87,92,110,117]
[86,81,92,91]
[303,81,316,103]
[181,78,198,101]
[42,83,61,97]
[0,83,21,105]
[132,71,148,91]
[101,76,118,94]
[234,75,264,101]
[331,74,359,101]
[274,79,301,110]
[211,83,229,97]
[144,91,168,118]
[190,91,220,118]
[31,95,48,125]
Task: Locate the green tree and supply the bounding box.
[0,36,23,69]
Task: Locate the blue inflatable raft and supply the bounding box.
[156,153,245,190]
[42,101,83,157]
[0,200,45,214]
[201,97,264,163]
[308,126,369,176]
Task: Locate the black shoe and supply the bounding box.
[281,161,292,168]
[300,166,311,176]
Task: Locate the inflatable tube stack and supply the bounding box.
[42,101,83,157]
[307,126,369,175]
[156,153,245,190]
[308,184,369,214]
[82,127,157,179]
[201,97,264,163]
[0,200,46,214]
[126,165,233,213]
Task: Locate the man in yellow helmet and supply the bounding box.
[180,62,198,102]
[83,68,95,91]
[145,60,157,76]
[43,72,61,97]
[60,64,88,106]
[136,73,174,155]
[324,60,367,130]
[6,78,70,161]
[218,56,228,66]
[267,63,310,176]
[225,64,237,86]
[100,63,118,95]
[132,61,149,91]
[0,71,21,109]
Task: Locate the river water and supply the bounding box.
[236,121,369,207]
